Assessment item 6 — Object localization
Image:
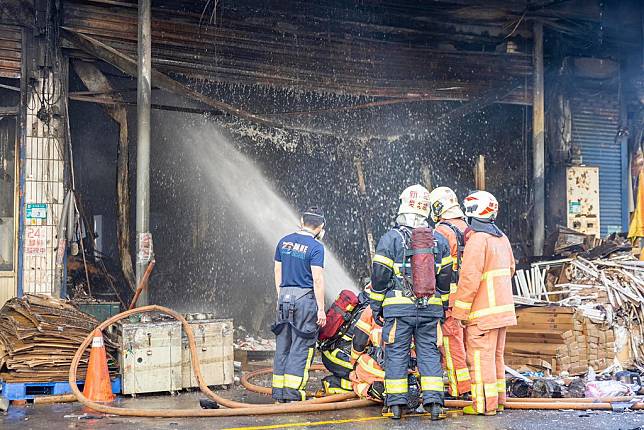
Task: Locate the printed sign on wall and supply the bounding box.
[26,203,48,225]
[25,226,47,256]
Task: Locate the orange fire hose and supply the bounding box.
[495,401,644,410]
[239,362,644,411]
[69,305,375,417]
[128,260,156,310]
[69,305,644,416]
[240,365,357,402]
[506,396,638,403]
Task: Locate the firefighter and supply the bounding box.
[320,335,356,395]
[350,300,386,401]
[271,207,327,402]
[428,186,471,398]
[319,291,369,395]
[370,184,451,420]
[451,191,516,416]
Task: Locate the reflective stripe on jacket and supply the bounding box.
[351,306,383,362]
[452,230,517,330]
[370,226,450,319]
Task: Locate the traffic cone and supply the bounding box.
[82,329,115,402]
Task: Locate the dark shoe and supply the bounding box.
[276,399,290,404]
[426,403,444,421]
[199,399,219,409]
[390,405,402,420]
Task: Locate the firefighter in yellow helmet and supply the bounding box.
[428,186,471,398]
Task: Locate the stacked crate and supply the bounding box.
[555,315,615,374]
[504,306,616,375]
[504,307,572,373]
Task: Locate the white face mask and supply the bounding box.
[316,229,325,241]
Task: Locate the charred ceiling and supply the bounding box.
[58,0,536,103]
[2,0,638,120]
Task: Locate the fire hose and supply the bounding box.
[69,305,374,417]
[69,305,644,416]
[240,367,644,410]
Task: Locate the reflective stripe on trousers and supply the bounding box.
[383,315,444,407]
[466,325,507,413]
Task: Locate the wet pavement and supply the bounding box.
[2,389,644,430]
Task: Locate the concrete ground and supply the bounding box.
[2,388,644,430]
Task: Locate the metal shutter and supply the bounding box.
[571,88,624,236]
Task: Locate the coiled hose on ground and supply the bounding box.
[69,305,644,417]
[69,305,374,417]
[240,367,644,410]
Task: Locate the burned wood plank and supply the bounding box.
[72,61,136,294]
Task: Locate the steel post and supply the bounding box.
[532,21,545,256]
[136,0,152,305]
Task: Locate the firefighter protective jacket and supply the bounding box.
[369,225,451,319]
[435,218,468,309]
[351,306,385,379]
[451,229,517,330]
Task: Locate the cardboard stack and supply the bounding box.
[0,295,118,382]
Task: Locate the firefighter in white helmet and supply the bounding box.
[428,187,471,399]
[452,191,516,416]
[369,184,451,420]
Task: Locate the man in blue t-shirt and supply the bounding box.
[271,207,327,402]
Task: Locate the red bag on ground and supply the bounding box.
[318,290,359,340]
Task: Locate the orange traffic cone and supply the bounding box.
[82,329,115,402]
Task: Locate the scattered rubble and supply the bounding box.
[234,336,276,352]
[512,236,644,373]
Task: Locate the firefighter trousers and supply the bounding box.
[271,288,318,401]
[465,325,507,413]
[321,347,353,394]
[383,315,444,407]
[442,314,471,396]
[350,352,385,400]
[321,375,353,394]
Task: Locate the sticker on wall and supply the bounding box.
[25,226,47,256]
[26,203,48,225]
[568,201,581,214]
[137,232,154,264]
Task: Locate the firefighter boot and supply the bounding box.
[390,405,402,420]
[426,403,444,420]
[463,405,496,416]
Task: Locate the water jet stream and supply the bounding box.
[172,119,358,306]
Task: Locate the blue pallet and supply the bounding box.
[0,377,121,401]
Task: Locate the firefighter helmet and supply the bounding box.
[463,191,499,221]
[428,186,465,223]
[398,184,431,218]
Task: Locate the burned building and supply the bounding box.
[0,0,642,330]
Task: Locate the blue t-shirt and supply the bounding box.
[274,232,325,289]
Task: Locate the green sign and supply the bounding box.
[26,203,47,219]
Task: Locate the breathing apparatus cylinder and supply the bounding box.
[410,227,437,299]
